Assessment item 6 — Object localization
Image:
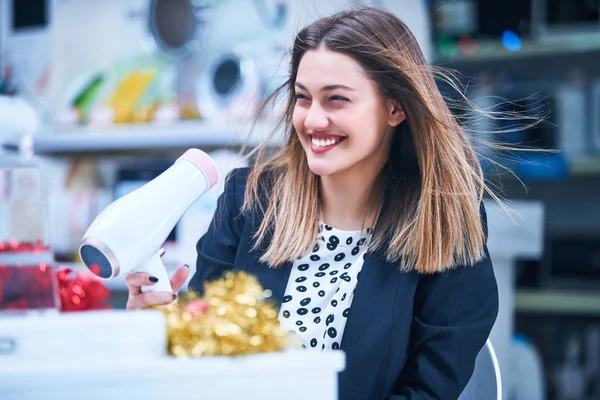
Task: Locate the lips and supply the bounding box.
[309,134,346,154]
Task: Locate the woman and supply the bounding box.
[126,7,499,400]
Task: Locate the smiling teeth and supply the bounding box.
[312,137,342,147]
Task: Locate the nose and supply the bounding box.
[304,103,329,132]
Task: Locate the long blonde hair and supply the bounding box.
[240,7,532,274]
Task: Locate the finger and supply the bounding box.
[125,272,159,295]
[170,265,190,293]
[126,291,174,310]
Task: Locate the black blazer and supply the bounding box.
[189,168,499,400]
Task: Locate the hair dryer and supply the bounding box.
[78,149,219,293]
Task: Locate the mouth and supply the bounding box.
[309,134,346,154]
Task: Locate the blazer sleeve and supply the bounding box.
[187,168,247,294]
[389,204,499,400]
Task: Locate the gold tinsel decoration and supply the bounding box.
[160,271,296,357]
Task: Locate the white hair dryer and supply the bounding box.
[78,149,219,293]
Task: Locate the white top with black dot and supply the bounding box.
[278,222,373,351]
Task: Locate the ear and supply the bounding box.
[386,99,406,127]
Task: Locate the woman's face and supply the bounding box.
[293,47,405,179]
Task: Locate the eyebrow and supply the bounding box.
[295,82,355,92]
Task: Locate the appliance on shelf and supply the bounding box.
[430,0,535,41]
[0,0,54,101]
[195,40,287,123]
[148,0,288,123]
[468,78,590,180]
[543,235,600,290]
[149,0,213,60]
[431,0,600,40]
[536,0,600,36]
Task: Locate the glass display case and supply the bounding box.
[0,156,58,310]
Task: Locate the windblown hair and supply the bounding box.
[241,7,531,273]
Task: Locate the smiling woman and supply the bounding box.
[226,6,498,399]
[129,6,502,400]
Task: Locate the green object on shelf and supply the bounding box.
[438,36,459,58]
[72,74,105,122]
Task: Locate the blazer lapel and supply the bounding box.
[238,232,292,305]
[339,251,403,399]
[258,260,292,304]
[236,209,293,305]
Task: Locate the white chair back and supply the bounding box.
[458,339,502,400]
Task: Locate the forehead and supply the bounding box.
[295,47,368,88]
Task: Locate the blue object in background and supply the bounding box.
[480,153,569,181]
[515,154,568,181]
[502,30,522,52]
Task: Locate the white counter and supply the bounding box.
[0,309,345,400]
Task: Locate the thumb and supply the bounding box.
[170,265,190,293]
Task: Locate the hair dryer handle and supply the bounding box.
[135,250,173,293]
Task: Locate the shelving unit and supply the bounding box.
[4,121,598,176]
[515,289,600,315]
[435,32,600,64]
[2,120,282,155]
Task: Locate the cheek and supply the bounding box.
[292,108,305,134]
[342,104,387,141]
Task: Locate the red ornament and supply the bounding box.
[56,268,111,312]
[183,299,208,317]
[0,264,57,310]
[0,241,110,312]
[0,240,51,254]
[0,240,58,310]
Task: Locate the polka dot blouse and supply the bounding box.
[278,222,373,351]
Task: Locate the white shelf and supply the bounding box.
[436,32,600,63]
[569,156,600,176]
[3,120,280,155]
[515,289,600,315]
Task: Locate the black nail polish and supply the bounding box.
[149,276,159,283]
[184,264,189,268]
[172,294,178,301]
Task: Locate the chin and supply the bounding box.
[306,159,339,177]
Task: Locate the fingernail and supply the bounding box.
[172,294,178,301]
[184,264,189,269]
[149,276,159,283]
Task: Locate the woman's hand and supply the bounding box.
[125,265,190,310]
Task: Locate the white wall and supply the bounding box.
[204,0,431,58]
[42,0,431,112]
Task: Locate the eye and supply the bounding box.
[329,95,349,102]
[294,93,310,101]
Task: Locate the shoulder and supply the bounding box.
[224,167,251,190]
[223,166,278,191]
[221,167,278,216]
[416,255,497,328]
[224,166,280,202]
[413,201,496,319]
[218,168,250,220]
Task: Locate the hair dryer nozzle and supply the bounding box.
[79,239,119,279]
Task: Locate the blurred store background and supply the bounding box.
[0,1,599,399]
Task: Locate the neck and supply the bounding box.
[319,167,384,231]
